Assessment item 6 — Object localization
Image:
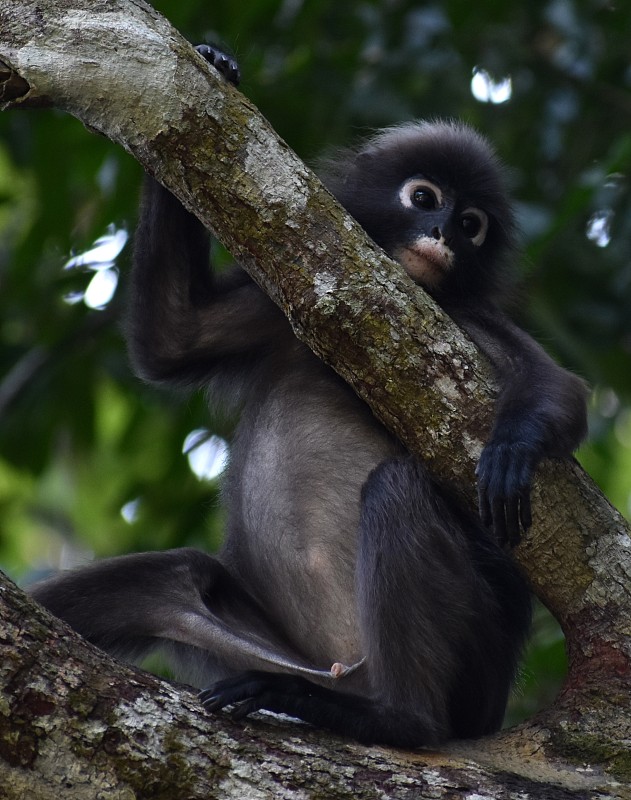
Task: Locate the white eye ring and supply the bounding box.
[399,179,443,210]
[461,207,489,247]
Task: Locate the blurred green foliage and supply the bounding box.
[1,0,630,724]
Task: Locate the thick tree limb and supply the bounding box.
[1,0,631,797]
[0,573,622,800]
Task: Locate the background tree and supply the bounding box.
[1,0,630,757]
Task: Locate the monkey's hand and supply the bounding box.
[195,44,241,87]
[475,434,541,547]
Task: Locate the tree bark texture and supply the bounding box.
[1,0,631,797]
[0,572,626,799]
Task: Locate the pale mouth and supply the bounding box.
[393,237,454,289]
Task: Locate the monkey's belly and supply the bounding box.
[224,373,400,668]
[240,453,367,667]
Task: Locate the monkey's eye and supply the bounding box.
[460,208,489,247]
[399,179,443,211]
[412,188,438,210]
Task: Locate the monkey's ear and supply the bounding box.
[343,148,378,187]
[354,148,378,167]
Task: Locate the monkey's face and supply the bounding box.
[391,177,490,290]
[321,120,516,301]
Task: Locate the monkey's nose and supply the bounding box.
[431,226,442,241]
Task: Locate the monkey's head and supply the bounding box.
[320,121,517,303]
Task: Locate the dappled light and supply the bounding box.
[83,267,119,309]
[585,172,626,249]
[470,67,512,105]
[120,497,141,524]
[63,224,128,310]
[183,429,229,481]
[586,209,613,247]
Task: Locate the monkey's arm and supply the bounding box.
[129,176,289,390]
[455,308,588,545]
[128,46,289,391]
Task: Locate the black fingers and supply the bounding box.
[200,673,261,715]
[195,44,241,86]
[476,439,539,547]
[200,672,305,720]
[519,491,532,531]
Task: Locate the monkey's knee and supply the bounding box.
[359,455,439,540]
[361,455,432,506]
[358,455,474,593]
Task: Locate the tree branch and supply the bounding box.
[1,0,630,796]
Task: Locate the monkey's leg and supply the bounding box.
[29,548,342,685]
[355,456,530,739]
[201,458,530,746]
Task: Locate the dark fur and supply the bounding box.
[30,48,587,748]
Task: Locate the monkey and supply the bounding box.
[30,45,588,748]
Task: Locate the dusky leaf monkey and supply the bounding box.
[32,45,587,748]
